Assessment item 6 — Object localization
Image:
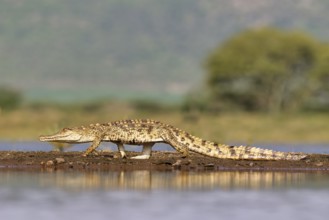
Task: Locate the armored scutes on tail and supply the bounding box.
[160,125,308,161]
[202,144,308,160]
[39,119,309,160]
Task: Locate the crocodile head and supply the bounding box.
[39,127,95,143]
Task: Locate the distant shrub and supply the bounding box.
[205,27,329,113]
[182,88,212,113]
[0,86,22,110]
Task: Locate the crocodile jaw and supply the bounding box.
[39,131,83,143]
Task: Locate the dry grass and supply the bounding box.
[1,103,329,144]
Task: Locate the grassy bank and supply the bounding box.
[1,102,329,144]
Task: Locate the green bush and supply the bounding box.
[0,86,22,110]
[204,27,329,113]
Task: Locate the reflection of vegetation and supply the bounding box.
[204,28,329,113]
[0,86,22,110]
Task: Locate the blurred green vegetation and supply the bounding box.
[202,28,329,113]
[3,1,329,101]
[2,27,329,116]
[0,86,22,111]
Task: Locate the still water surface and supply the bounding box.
[1,142,329,220]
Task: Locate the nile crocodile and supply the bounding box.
[39,119,307,160]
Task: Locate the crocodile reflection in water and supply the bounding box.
[38,170,310,190]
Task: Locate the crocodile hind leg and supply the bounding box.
[131,143,154,159]
[161,131,189,158]
[117,143,127,159]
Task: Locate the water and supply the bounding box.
[1,141,329,154]
[0,170,329,220]
[1,142,329,220]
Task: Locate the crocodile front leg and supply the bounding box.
[82,137,102,156]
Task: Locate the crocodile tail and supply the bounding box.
[160,125,308,161]
[245,145,308,160]
[185,141,308,160]
[204,144,308,161]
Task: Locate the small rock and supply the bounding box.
[55,157,65,164]
[153,160,173,165]
[172,160,182,167]
[40,161,45,166]
[46,160,54,166]
[249,162,254,167]
[315,162,324,167]
[204,163,215,168]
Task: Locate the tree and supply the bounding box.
[308,49,329,110]
[205,28,328,113]
[0,86,22,110]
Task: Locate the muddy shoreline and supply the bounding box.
[1,151,329,171]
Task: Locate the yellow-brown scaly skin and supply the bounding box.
[39,119,307,160]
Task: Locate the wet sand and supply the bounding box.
[1,151,329,171]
